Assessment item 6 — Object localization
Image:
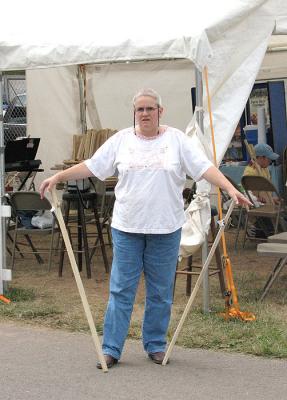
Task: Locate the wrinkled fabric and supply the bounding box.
[179,193,211,258]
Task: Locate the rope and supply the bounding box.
[203,66,255,322]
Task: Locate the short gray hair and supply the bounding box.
[132,88,162,107]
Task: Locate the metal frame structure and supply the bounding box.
[0,72,12,294]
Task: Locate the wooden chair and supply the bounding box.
[241,175,284,247]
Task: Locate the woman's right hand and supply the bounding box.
[39,163,91,199]
[39,175,59,199]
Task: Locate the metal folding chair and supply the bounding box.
[7,191,58,270]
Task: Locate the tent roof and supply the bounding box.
[0,0,286,71]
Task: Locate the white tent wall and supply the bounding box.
[259,50,287,80]
[28,60,196,184]
[85,60,195,132]
[27,66,82,184]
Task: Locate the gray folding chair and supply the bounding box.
[7,191,58,270]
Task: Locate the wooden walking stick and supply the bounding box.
[50,187,108,372]
[163,202,235,365]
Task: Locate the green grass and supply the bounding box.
[5,287,36,302]
[167,261,287,359]
[169,305,287,358]
[0,286,62,323]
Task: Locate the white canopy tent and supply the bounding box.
[0,0,286,292]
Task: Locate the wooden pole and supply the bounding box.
[50,188,108,372]
[162,202,234,365]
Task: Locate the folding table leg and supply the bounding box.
[260,255,287,301]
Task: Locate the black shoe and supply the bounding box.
[148,352,168,365]
[96,354,118,369]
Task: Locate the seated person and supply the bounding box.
[243,143,280,238]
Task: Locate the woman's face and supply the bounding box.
[134,95,163,132]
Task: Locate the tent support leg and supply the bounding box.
[50,188,108,372]
[162,202,235,366]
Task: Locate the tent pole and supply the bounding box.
[0,72,8,294]
[195,68,209,314]
[77,65,87,135]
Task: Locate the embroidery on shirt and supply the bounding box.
[127,146,168,170]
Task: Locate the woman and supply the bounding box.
[40,88,250,368]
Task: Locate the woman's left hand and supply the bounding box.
[201,166,252,208]
[227,187,252,207]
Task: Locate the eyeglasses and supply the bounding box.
[134,106,158,113]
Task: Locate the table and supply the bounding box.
[267,232,287,243]
[5,166,44,191]
[257,232,287,300]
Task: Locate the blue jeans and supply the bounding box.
[102,227,182,360]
